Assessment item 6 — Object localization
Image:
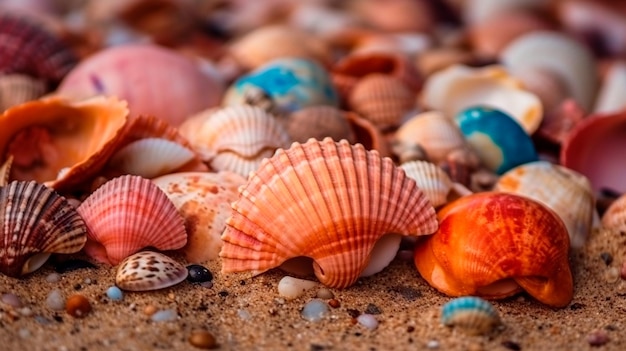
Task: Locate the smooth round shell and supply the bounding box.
[108,138,195,179]
[115,251,188,291]
[441,296,501,336]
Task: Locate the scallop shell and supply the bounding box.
[348,73,415,130]
[602,194,626,233]
[77,175,187,265]
[414,192,573,307]
[181,105,291,178]
[152,171,246,263]
[115,251,188,292]
[441,296,501,336]
[0,180,87,277]
[220,138,439,288]
[421,64,543,134]
[0,74,46,111]
[494,161,595,249]
[400,161,454,208]
[287,106,355,143]
[108,138,195,179]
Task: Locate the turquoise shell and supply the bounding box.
[224,58,339,114]
[455,106,538,174]
[441,296,501,335]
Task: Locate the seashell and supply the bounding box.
[441,296,501,336]
[494,161,595,249]
[500,31,598,111]
[180,105,291,178]
[228,25,332,71]
[0,74,47,111]
[77,175,187,265]
[350,0,436,33]
[115,251,188,292]
[56,44,223,127]
[537,98,586,145]
[0,13,78,83]
[108,138,195,179]
[344,112,391,158]
[421,64,543,134]
[0,180,87,277]
[223,58,339,116]
[400,161,459,208]
[287,106,355,143]
[220,138,439,288]
[414,192,573,307]
[394,110,468,164]
[594,60,626,114]
[560,110,626,193]
[0,155,13,187]
[416,48,476,78]
[455,106,538,174]
[152,171,246,263]
[0,95,129,189]
[601,193,626,233]
[348,73,415,131]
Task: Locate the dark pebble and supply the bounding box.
[364,303,382,315]
[218,291,229,298]
[600,252,613,266]
[346,308,360,318]
[187,265,213,283]
[587,330,610,347]
[54,259,96,273]
[501,341,521,351]
[570,302,585,310]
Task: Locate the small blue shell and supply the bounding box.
[455,106,538,174]
[441,296,501,335]
[224,58,339,114]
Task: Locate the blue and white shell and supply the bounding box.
[441,296,501,335]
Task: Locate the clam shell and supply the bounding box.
[77,175,187,265]
[414,192,573,307]
[115,251,188,292]
[220,138,439,288]
[0,74,46,111]
[400,161,454,208]
[152,171,246,263]
[602,194,626,233]
[494,161,595,249]
[441,296,501,336]
[108,138,195,179]
[287,106,355,144]
[0,180,87,277]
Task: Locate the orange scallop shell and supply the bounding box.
[414,192,573,308]
[220,138,438,288]
[77,175,187,265]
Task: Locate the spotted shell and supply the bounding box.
[494,161,595,249]
[115,251,188,292]
[414,192,573,307]
[286,106,355,143]
[0,74,46,111]
[220,138,439,288]
[77,175,187,265]
[441,296,501,336]
[0,180,87,277]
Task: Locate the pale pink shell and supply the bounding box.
[77,175,187,265]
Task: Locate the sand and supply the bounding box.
[0,225,624,351]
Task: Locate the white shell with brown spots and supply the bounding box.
[115,251,188,291]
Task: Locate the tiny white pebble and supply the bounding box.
[316,288,334,299]
[238,309,252,321]
[18,307,33,317]
[301,299,330,322]
[45,289,65,311]
[151,309,178,322]
[45,273,61,283]
[426,340,440,349]
[18,328,31,339]
[84,278,92,285]
[278,276,318,300]
[1,293,22,308]
[357,314,379,330]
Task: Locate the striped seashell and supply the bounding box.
[601,194,626,233]
[108,138,196,179]
[348,73,416,130]
[182,105,291,178]
[0,155,12,187]
[287,106,355,143]
[77,175,187,265]
[0,180,87,277]
[441,296,501,336]
[220,137,439,288]
[115,251,188,292]
[494,161,595,249]
[400,160,470,208]
[0,74,46,111]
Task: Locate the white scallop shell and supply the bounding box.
[108,138,196,178]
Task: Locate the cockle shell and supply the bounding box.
[0,74,46,111]
[0,180,87,277]
[494,161,595,249]
[414,192,573,307]
[152,171,246,263]
[115,251,188,292]
[220,137,439,288]
[421,64,543,134]
[108,138,196,179]
[441,296,501,336]
[400,161,470,208]
[77,175,187,265]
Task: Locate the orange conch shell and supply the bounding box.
[220,138,438,288]
[414,192,573,308]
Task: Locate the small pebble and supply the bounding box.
[187,265,213,283]
[200,281,214,289]
[18,307,33,317]
[356,314,379,330]
[237,309,251,321]
[426,340,440,349]
[1,293,22,308]
[151,309,178,322]
[46,273,61,283]
[301,299,330,322]
[34,315,52,325]
[188,330,217,349]
[605,267,620,283]
[316,288,334,299]
[328,299,340,308]
[587,329,610,347]
[66,294,92,318]
[84,278,92,285]
[600,252,613,266]
[18,328,31,339]
[106,286,124,301]
[45,289,65,311]
[278,276,318,300]
[364,303,382,315]
[144,305,158,316]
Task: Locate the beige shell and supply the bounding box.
[348,73,416,130]
[400,160,470,208]
[594,60,626,114]
[220,138,438,288]
[0,74,46,112]
[0,180,87,277]
[602,194,626,233]
[77,175,187,265]
[494,161,595,249]
[152,171,246,263]
[394,111,467,164]
[421,64,543,134]
[287,106,355,143]
[115,251,188,292]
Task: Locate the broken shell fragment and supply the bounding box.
[115,251,188,292]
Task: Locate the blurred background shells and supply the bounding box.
[286,106,356,143]
[601,193,626,233]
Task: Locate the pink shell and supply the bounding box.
[77,175,187,265]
